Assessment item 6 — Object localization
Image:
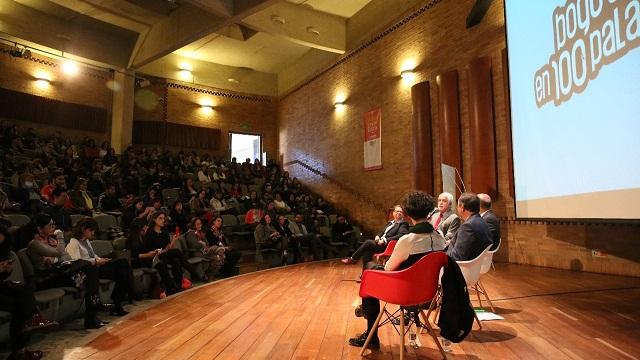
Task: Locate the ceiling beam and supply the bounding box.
[129,0,279,69]
[241,1,346,54]
[0,0,135,67]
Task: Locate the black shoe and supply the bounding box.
[84,318,109,329]
[354,305,364,318]
[7,349,44,360]
[348,333,380,349]
[99,303,115,312]
[109,305,129,316]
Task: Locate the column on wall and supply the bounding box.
[436,69,462,195]
[111,71,135,154]
[467,56,497,197]
[411,81,434,194]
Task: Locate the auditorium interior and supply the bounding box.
[0,0,639,359]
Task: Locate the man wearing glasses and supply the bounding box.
[341,205,409,269]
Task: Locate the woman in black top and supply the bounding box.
[169,200,189,232]
[206,216,241,278]
[1,225,58,360]
[143,212,199,294]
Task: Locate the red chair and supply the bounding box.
[358,251,449,359]
[373,240,397,265]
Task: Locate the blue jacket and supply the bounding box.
[446,213,492,261]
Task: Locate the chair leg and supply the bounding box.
[399,308,405,360]
[420,310,447,360]
[474,284,484,309]
[471,302,482,330]
[421,295,439,335]
[477,280,495,313]
[360,303,386,356]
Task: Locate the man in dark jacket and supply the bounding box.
[446,193,492,261]
[341,205,410,269]
[478,193,500,250]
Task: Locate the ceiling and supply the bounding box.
[0,0,424,96]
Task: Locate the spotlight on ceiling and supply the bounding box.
[62,60,79,75]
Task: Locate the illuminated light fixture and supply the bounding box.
[227,78,239,84]
[200,104,214,109]
[62,60,79,75]
[400,69,416,81]
[35,77,50,83]
[271,15,285,25]
[334,100,346,108]
[178,63,193,80]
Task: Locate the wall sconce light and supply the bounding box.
[178,62,193,80]
[62,60,79,75]
[334,100,345,108]
[400,69,416,81]
[200,104,214,110]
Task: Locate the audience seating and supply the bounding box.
[5,213,30,227]
[93,214,118,240]
[70,214,87,227]
[13,250,66,321]
[161,188,180,207]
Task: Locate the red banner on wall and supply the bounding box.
[363,107,382,171]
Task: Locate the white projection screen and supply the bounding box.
[504,0,640,219]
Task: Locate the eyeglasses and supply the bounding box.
[393,210,403,214]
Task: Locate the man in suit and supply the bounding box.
[447,193,493,261]
[341,205,410,269]
[478,193,500,250]
[428,192,461,244]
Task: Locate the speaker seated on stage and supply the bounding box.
[428,192,461,246]
[348,191,446,349]
[478,193,500,250]
[340,205,409,269]
[446,192,493,261]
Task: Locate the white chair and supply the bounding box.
[456,244,493,329]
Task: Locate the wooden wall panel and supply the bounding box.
[436,70,462,194]
[467,56,497,196]
[411,81,433,194]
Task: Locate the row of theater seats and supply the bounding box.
[0,235,215,343]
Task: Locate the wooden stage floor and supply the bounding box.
[66,261,640,360]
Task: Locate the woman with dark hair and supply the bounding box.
[181,178,198,203]
[121,198,153,231]
[142,212,199,294]
[206,216,241,277]
[169,200,189,232]
[185,218,221,281]
[254,214,288,264]
[66,218,134,316]
[69,178,94,215]
[1,224,58,360]
[25,214,107,329]
[13,173,43,213]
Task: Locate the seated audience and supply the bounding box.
[97,184,123,213]
[273,192,291,214]
[446,192,493,261]
[289,213,332,262]
[169,200,189,232]
[143,211,199,293]
[66,218,133,316]
[25,214,107,329]
[185,217,221,281]
[44,187,73,236]
[341,206,410,268]
[1,224,57,360]
[478,193,500,250]
[349,191,445,349]
[254,214,288,263]
[69,178,94,215]
[331,214,355,248]
[206,216,241,277]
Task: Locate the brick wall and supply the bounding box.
[0,45,112,142]
[133,78,278,160]
[278,0,640,277]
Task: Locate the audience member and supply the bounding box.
[44,187,73,235]
[66,218,133,316]
[206,216,241,277]
[254,214,288,263]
